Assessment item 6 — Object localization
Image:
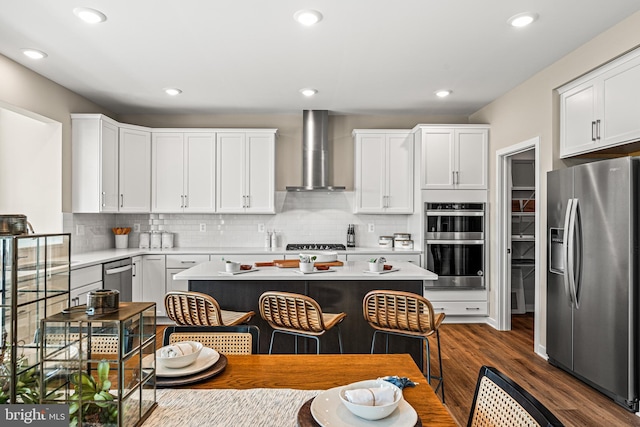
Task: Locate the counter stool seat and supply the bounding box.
[165,291,254,326]
[363,290,446,402]
[259,291,346,354]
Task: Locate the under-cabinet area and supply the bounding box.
[510,156,536,314]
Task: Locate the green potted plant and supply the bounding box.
[368,257,386,272]
[69,360,118,427]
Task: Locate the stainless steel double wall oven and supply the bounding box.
[425,202,485,289]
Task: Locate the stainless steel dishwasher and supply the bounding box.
[103,258,132,302]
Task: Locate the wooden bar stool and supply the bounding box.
[164,291,254,326]
[259,291,346,354]
[363,290,446,402]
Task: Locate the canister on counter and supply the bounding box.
[139,232,150,249]
[150,232,162,249]
[161,232,174,248]
[393,233,411,247]
[378,236,394,248]
[395,239,414,250]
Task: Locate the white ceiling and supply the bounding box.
[1,1,639,116]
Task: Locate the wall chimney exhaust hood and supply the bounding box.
[286,110,345,192]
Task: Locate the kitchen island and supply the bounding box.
[175,260,437,360]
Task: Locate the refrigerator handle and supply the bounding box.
[563,198,575,307]
[572,198,582,308]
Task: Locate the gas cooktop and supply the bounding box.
[286,243,346,251]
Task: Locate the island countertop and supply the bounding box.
[174,259,437,281]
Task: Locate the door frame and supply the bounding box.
[494,137,541,349]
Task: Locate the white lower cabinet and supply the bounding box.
[142,255,166,317]
[166,254,210,293]
[70,265,103,307]
[423,289,488,317]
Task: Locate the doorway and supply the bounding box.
[494,137,541,354]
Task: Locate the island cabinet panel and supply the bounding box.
[189,279,423,365]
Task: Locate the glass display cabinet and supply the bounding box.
[40,302,157,427]
[0,233,71,404]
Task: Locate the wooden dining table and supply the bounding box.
[158,353,457,426]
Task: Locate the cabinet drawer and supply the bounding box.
[424,289,487,301]
[346,253,419,263]
[70,265,102,290]
[166,254,209,268]
[428,301,488,316]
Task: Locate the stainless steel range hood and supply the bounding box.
[286,110,345,192]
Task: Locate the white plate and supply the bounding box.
[142,347,220,377]
[363,269,400,275]
[311,380,418,427]
[218,268,259,275]
[292,268,336,275]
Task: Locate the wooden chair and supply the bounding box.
[468,366,564,427]
[164,291,254,326]
[258,291,346,354]
[363,290,446,402]
[162,325,260,354]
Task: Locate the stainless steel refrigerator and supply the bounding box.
[547,156,638,412]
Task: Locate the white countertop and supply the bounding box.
[174,260,437,281]
[70,247,422,270]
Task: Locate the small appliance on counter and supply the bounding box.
[161,232,174,248]
[378,236,394,248]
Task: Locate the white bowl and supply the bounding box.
[225,261,241,272]
[338,379,402,420]
[156,341,203,369]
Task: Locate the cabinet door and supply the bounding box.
[421,129,455,189]
[385,133,413,213]
[142,256,166,317]
[216,132,246,212]
[152,133,184,212]
[184,133,216,212]
[132,256,143,302]
[456,129,487,189]
[601,58,640,148]
[560,81,598,158]
[119,128,151,212]
[100,121,119,212]
[354,133,386,213]
[245,133,275,213]
[70,281,103,307]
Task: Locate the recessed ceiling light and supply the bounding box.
[73,7,107,24]
[22,49,47,60]
[164,88,182,96]
[294,10,323,26]
[435,90,451,98]
[300,88,318,97]
[508,12,538,28]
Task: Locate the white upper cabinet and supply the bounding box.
[119,126,151,212]
[353,130,414,214]
[72,114,119,213]
[216,131,276,213]
[560,48,640,158]
[416,126,488,190]
[152,132,215,213]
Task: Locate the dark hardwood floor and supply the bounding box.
[434,314,640,426]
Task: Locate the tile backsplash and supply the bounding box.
[64,192,415,254]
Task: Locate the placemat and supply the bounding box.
[145,388,321,427]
